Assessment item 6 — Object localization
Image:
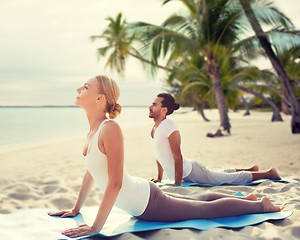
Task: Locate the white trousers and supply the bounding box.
[183,162,252,185]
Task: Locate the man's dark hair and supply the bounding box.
[157,93,180,115]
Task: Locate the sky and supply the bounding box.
[0,0,299,106]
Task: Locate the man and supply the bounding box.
[149,93,281,186]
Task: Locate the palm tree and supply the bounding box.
[90,13,169,76]
[178,48,241,122]
[232,66,283,121]
[277,46,300,114]
[129,0,297,134]
[165,53,213,121]
[92,2,298,133]
[240,95,251,115]
[239,0,300,133]
[237,85,283,121]
[131,0,247,134]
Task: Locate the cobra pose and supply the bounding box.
[48,75,280,238]
[149,93,281,186]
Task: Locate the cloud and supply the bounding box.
[0,0,299,106]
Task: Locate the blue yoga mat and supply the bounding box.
[0,192,293,240]
[157,177,299,187]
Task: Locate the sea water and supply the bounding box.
[0,106,151,151]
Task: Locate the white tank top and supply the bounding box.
[152,119,192,181]
[83,119,150,216]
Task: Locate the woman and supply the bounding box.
[49,75,280,238]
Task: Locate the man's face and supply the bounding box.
[149,97,165,119]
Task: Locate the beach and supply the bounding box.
[0,109,299,239]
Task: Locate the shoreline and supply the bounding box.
[0,136,85,154]
[0,106,153,152]
[1,109,299,176]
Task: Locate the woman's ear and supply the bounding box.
[96,94,105,102]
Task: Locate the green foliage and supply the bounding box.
[92,0,300,115]
[90,13,145,76]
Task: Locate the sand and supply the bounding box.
[0,109,299,239]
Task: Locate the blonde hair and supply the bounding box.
[95,75,122,119]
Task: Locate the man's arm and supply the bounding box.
[156,160,164,181]
[150,160,164,182]
[168,131,183,186]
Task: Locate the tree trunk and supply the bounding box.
[259,84,292,115]
[195,93,210,122]
[208,58,231,133]
[281,91,292,115]
[238,86,283,122]
[239,0,300,132]
[241,96,251,116]
[282,100,292,115]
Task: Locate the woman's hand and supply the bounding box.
[62,224,98,238]
[48,209,79,218]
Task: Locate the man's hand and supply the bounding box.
[149,178,162,183]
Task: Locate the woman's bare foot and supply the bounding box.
[261,197,281,213]
[245,194,257,201]
[268,168,281,180]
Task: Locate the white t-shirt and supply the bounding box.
[151,119,192,181]
[84,120,150,216]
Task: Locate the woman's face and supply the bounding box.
[75,78,101,108]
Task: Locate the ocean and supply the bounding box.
[0,106,151,151]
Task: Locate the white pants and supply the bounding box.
[183,162,252,185]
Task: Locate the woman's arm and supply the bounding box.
[62,121,124,238]
[48,170,94,218]
[73,170,95,214]
[168,131,183,186]
[92,121,124,231]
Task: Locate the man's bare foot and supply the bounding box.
[268,168,281,180]
[245,194,257,201]
[250,165,259,171]
[261,197,281,213]
[236,165,259,172]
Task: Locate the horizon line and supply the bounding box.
[0,105,149,108]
